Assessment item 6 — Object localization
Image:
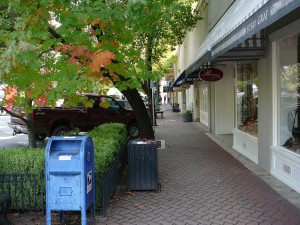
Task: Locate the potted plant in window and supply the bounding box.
[182,110,193,122]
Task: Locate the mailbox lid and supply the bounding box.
[47,138,82,172]
[49,156,81,172]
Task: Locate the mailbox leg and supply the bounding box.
[59,211,65,223]
[46,209,51,225]
[81,209,87,225]
[92,203,95,221]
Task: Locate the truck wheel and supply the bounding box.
[51,126,70,136]
[128,123,139,138]
[36,134,46,141]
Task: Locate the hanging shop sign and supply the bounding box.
[199,68,223,82]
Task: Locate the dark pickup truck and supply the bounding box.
[8,94,139,140]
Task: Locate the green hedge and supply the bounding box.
[86,123,127,173]
[0,147,45,174]
[0,122,128,210]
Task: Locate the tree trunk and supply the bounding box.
[145,36,156,127]
[25,99,37,148]
[121,88,155,139]
[26,112,37,148]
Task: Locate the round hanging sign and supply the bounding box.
[199,68,223,82]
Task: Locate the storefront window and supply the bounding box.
[278,33,300,154]
[236,61,258,137]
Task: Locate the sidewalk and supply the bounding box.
[8,104,300,224]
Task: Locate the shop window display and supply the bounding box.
[279,33,300,154]
[236,61,258,137]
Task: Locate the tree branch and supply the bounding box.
[0,106,29,125]
[38,47,55,58]
[47,27,66,43]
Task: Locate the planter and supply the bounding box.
[99,142,128,213]
[182,113,192,122]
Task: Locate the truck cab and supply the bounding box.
[8,94,140,140]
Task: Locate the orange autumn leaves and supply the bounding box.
[56,44,116,83]
[3,85,49,108]
[3,86,17,110]
[56,44,115,68]
[55,18,119,83]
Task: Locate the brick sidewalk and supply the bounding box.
[8,104,300,224]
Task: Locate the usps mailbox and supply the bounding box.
[45,136,95,225]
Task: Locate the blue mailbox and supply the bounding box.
[45,136,95,225]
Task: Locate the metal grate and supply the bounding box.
[0,173,45,211]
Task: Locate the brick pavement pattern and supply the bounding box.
[8,104,300,225]
[103,105,300,225]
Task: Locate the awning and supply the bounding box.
[185,51,211,78]
[211,0,300,59]
[169,72,184,92]
[172,71,186,88]
[185,0,300,76]
[213,31,266,61]
[170,70,199,91]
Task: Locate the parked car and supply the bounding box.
[8,94,140,139]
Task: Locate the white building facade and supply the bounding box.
[173,0,300,193]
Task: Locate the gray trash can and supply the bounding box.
[45,136,95,225]
[128,139,158,192]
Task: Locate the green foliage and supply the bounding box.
[154,52,177,75]
[86,122,127,173]
[0,0,201,109]
[87,122,127,208]
[183,110,192,115]
[0,147,45,174]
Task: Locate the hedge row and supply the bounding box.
[0,123,127,174]
[86,122,127,173]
